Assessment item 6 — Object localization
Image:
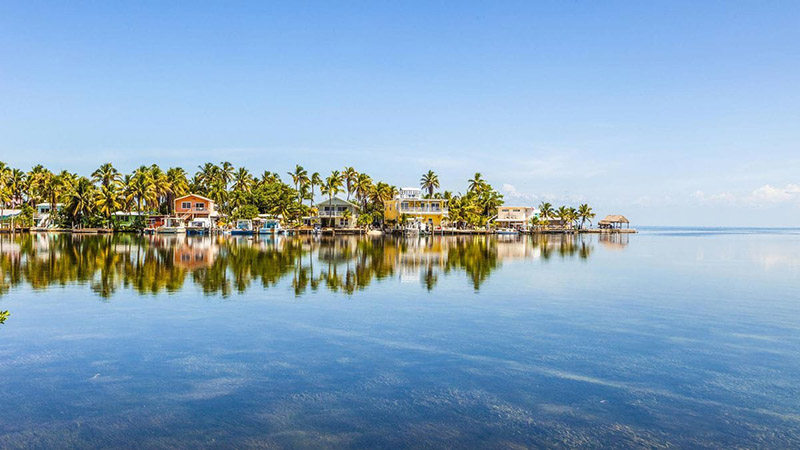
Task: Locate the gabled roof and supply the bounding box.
[175,193,214,203]
[317,196,359,209]
[598,215,629,224]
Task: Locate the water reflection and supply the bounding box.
[0,233,606,298]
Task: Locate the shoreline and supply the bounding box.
[2,228,637,235]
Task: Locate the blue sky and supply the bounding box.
[1,1,799,226]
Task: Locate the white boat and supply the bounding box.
[495,228,520,235]
[258,218,282,235]
[231,219,254,236]
[186,217,212,235]
[157,217,187,234]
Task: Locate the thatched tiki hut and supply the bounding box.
[598,215,630,229]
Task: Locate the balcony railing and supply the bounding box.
[318,211,352,217]
[398,207,448,214]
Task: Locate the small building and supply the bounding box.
[112,211,144,227]
[384,187,448,228]
[34,203,64,228]
[317,196,359,228]
[496,206,537,230]
[598,215,630,229]
[174,194,219,221]
[0,209,22,230]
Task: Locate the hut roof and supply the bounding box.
[598,215,629,224]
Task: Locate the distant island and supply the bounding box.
[0,162,631,235]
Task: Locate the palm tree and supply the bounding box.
[232,167,254,194]
[149,165,170,212]
[219,161,235,187]
[131,167,156,212]
[538,202,554,220]
[41,171,64,211]
[95,184,121,225]
[258,171,281,186]
[354,173,373,208]
[287,165,308,199]
[91,163,120,188]
[343,167,358,201]
[577,204,595,229]
[121,174,135,211]
[480,189,504,218]
[208,180,228,211]
[325,171,343,204]
[308,172,322,207]
[468,172,485,193]
[556,206,572,229]
[3,168,26,206]
[196,162,220,192]
[166,167,189,213]
[0,186,10,228]
[420,170,440,198]
[369,182,394,222]
[67,177,96,227]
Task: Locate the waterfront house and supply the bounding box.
[598,215,630,229]
[174,194,219,222]
[317,196,359,228]
[34,203,64,228]
[496,206,537,231]
[384,187,448,228]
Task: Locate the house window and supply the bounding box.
[181,202,191,209]
[195,202,205,210]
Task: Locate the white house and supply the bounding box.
[316,196,359,228]
[496,206,537,230]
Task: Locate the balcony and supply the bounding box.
[318,210,353,217]
[398,206,448,215]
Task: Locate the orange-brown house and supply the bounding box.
[174,194,218,220]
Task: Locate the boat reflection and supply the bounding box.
[0,233,606,299]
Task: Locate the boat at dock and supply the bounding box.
[156,217,187,234]
[231,219,254,236]
[186,217,212,235]
[257,218,282,235]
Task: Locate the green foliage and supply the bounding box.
[113,215,145,232]
[231,204,260,220]
[0,310,9,325]
[445,177,504,228]
[357,213,373,228]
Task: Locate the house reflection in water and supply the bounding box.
[0,233,614,299]
[173,238,219,269]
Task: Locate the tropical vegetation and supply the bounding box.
[0,163,527,230]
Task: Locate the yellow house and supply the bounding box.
[384,187,448,227]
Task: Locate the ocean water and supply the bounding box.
[0,230,798,449]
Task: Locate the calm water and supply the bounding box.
[0,230,798,449]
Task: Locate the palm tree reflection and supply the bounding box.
[0,233,605,299]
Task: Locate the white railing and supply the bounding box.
[399,207,448,214]
[318,211,351,217]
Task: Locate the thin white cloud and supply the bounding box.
[691,191,737,205]
[690,184,800,207]
[747,184,800,204]
[502,183,585,205]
